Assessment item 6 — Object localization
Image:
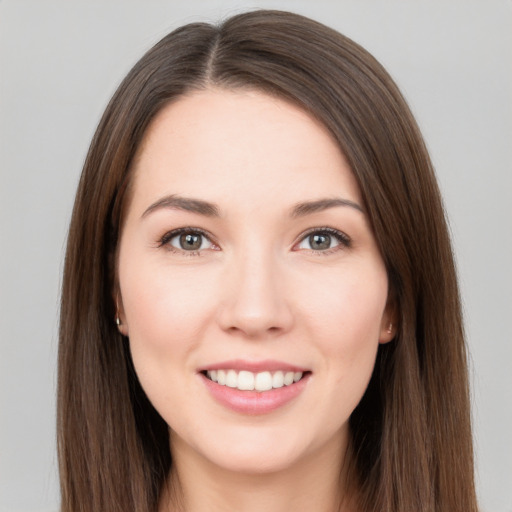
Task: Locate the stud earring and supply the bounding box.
[387,323,393,334]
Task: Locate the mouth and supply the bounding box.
[201,369,310,392]
[198,361,312,415]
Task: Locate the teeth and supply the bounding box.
[283,371,294,386]
[205,369,304,392]
[255,371,273,391]
[272,371,284,388]
[226,370,238,388]
[238,370,255,390]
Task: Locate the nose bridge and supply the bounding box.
[218,241,292,337]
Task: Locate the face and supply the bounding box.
[117,89,395,475]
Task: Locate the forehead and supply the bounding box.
[129,88,362,213]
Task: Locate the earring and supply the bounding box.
[115,296,122,328]
[386,323,393,334]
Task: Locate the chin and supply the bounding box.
[174,419,343,476]
[205,441,305,475]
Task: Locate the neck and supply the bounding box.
[159,432,358,512]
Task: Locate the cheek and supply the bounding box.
[117,253,218,402]
[302,276,386,437]
[300,262,388,345]
[118,261,218,422]
[296,263,387,394]
[121,258,217,350]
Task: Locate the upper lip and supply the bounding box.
[198,359,310,373]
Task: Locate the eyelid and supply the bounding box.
[157,226,350,255]
[158,227,219,254]
[293,227,351,253]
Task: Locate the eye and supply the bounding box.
[295,228,350,253]
[160,228,216,254]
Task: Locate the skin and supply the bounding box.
[117,88,396,512]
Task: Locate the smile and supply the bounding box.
[199,362,312,415]
[205,369,304,392]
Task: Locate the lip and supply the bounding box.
[199,359,309,373]
[198,361,311,415]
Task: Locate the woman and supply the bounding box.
[58,9,478,512]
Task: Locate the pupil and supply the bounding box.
[310,233,331,250]
[180,233,201,250]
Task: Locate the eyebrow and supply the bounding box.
[291,198,364,217]
[141,195,220,218]
[141,194,364,219]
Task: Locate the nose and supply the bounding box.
[216,250,294,339]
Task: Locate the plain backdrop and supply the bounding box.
[1,1,511,511]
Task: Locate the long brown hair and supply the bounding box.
[58,9,478,512]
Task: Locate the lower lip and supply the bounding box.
[200,373,311,415]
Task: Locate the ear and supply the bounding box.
[113,287,129,337]
[379,299,398,344]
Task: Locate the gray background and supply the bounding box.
[1,1,511,511]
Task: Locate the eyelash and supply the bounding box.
[294,227,351,255]
[158,227,216,256]
[157,226,351,256]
